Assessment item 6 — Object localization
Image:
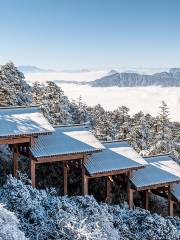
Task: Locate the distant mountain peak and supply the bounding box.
[18,65,56,73]
[107,69,119,76]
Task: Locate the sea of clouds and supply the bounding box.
[25,70,180,121]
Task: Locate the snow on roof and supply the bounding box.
[85,141,148,176]
[0,106,54,138]
[144,154,171,163]
[171,183,180,201]
[130,155,180,190]
[30,124,104,158]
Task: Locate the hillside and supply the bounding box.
[0,177,180,240]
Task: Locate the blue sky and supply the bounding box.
[0,0,180,70]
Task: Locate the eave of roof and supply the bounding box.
[130,179,180,191]
[130,154,180,190]
[30,124,104,158]
[33,148,102,160]
[0,105,54,138]
[85,140,148,176]
[88,165,145,178]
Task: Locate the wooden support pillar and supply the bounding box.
[106,176,113,204]
[168,186,174,216]
[82,155,88,195]
[12,144,19,178]
[30,136,35,146]
[128,184,134,209]
[63,161,68,195]
[82,166,88,195]
[127,171,134,209]
[144,190,149,210]
[30,160,36,188]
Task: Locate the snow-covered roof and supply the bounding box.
[171,183,180,202]
[30,124,104,158]
[0,106,54,138]
[130,155,180,190]
[85,141,148,176]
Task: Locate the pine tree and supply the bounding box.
[32,81,72,125]
[112,106,130,139]
[91,105,113,140]
[0,62,32,106]
[154,101,173,153]
[70,96,91,124]
[128,114,155,154]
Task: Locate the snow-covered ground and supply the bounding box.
[59,84,180,121]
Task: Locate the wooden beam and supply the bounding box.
[0,137,31,145]
[128,171,134,209]
[88,166,145,179]
[133,181,180,191]
[168,194,174,216]
[82,156,89,196]
[128,185,134,209]
[106,176,113,204]
[82,168,88,195]
[63,161,68,195]
[36,153,85,164]
[30,136,35,146]
[12,145,19,178]
[30,160,36,188]
[144,190,149,210]
[168,185,174,216]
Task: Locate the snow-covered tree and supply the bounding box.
[154,101,173,153]
[70,96,91,124]
[32,81,72,125]
[128,114,155,154]
[0,176,180,240]
[0,204,27,240]
[90,104,113,140]
[112,106,130,139]
[0,62,32,106]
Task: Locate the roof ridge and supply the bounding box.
[144,153,171,158]
[53,123,89,128]
[101,139,129,144]
[0,105,41,110]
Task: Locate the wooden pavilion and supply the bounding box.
[0,105,180,217]
[84,141,148,205]
[29,124,104,193]
[0,106,54,177]
[130,154,180,216]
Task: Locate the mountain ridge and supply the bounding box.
[54,68,180,87]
